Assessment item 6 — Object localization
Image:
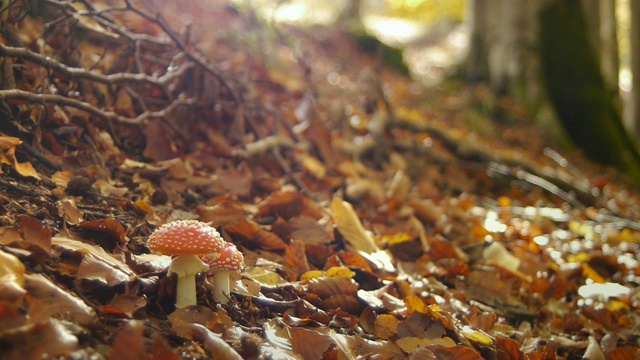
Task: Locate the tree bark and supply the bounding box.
[598,0,619,97]
[631,0,640,140]
[539,0,640,180]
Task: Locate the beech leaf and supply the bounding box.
[331,197,378,254]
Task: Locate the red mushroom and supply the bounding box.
[148,220,226,308]
[202,242,244,304]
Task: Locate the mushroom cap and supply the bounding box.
[202,243,245,272]
[148,220,226,255]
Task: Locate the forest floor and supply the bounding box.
[1,1,640,359]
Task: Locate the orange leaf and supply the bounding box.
[405,295,428,315]
[17,215,52,253]
[78,218,127,245]
[258,191,322,220]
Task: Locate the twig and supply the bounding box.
[0,44,193,88]
[0,89,195,125]
[487,162,640,230]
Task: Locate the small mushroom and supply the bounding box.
[202,242,245,304]
[148,220,226,308]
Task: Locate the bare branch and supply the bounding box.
[0,44,193,87]
[0,89,194,125]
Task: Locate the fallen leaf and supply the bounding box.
[396,311,446,339]
[0,249,27,302]
[331,197,378,254]
[24,273,95,324]
[425,344,484,360]
[287,325,333,359]
[52,235,134,287]
[396,337,457,353]
[0,319,79,360]
[57,198,84,225]
[374,313,399,339]
[17,214,52,253]
[578,282,631,300]
[168,306,216,339]
[78,218,127,245]
[258,191,322,220]
[192,323,244,360]
[108,320,149,360]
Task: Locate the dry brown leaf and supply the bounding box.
[57,198,84,225]
[0,226,23,245]
[108,320,149,360]
[331,197,378,254]
[196,198,246,227]
[192,323,244,360]
[284,239,310,278]
[289,215,333,246]
[322,294,364,314]
[0,249,27,302]
[0,318,79,360]
[307,276,359,298]
[217,165,253,198]
[168,306,216,339]
[100,294,147,318]
[142,121,183,161]
[226,219,287,251]
[24,273,95,324]
[258,191,322,220]
[495,336,525,360]
[17,215,52,253]
[606,346,640,360]
[396,311,446,339]
[425,344,484,360]
[52,235,134,287]
[396,337,457,353]
[287,325,334,359]
[374,313,399,340]
[78,218,127,245]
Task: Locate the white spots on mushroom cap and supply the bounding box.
[202,243,245,272]
[147,220,227,255]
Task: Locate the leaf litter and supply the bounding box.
[0,0,639,359]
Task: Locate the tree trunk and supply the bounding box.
[600,0,619,97]
[539,0,640,180]
[631,0,640,140]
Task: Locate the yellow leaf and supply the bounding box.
[331,197,378,254]
[460,326,494,346]
[300,270,325,280]
[381,233,413,246]
[567,252,591,263]
[395,336,456,353]
[14,160,40,180]
[374,314,399,340]
[0,136,21,150]
[326,266,356,278]
[582,264,605,284]
[0,249,25,286]
[404,295,428,315]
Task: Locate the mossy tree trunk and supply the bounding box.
[630,0,640,141]
[539,0,640,180]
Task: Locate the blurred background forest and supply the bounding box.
[243,0,640,183]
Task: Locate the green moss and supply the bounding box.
[539,0,640,182]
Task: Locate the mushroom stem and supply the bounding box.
[168,254,208,308]
[211,270,232,304]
